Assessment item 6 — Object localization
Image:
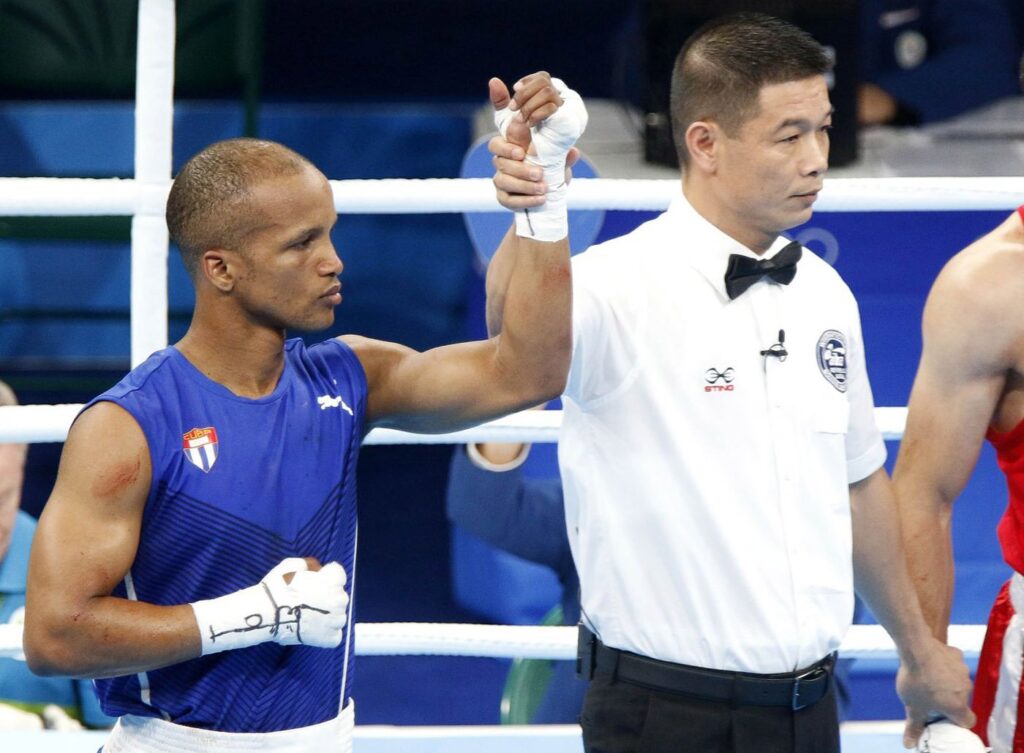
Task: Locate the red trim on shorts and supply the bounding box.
[973,580,1014,744]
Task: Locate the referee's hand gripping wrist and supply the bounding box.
[190,557,349,656]
[491,73,587,242]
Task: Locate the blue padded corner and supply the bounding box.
[460,135,604,266]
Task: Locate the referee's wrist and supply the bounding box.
[465,442,530,472]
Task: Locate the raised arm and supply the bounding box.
[486,75,580,340]
[350,73,585,433]
[25,402,348,679]
[893,248,1014,641]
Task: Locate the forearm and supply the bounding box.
[858,472,977,738]
[851,470,933,663]
[485,75,582,392]
[485,225,519,338]
[25,596,200,679]
[492,233,572,399]
[29,557,347,678]
[894,478,955,641]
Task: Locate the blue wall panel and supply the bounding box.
[0,101,476,362]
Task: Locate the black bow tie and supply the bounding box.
[723,241,802,300]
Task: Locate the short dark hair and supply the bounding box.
[166,138,313,278]
[670,12,831,167]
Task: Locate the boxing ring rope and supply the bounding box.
[0,622,988,663]
[1,176,1024,216]
[0,0,1005,682]
[0,405,910,444]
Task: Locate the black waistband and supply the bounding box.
[576,626,833,711]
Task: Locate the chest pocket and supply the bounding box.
[802,328,851,434]
[813,390,850,434]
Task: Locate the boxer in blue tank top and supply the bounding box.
[23,73,584,752]
[81,338,365,731]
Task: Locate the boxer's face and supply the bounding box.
[228,165,343,332]
[713,75,831,251]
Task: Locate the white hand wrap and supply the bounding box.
[494,77,588,242]
[915,720,987,752]
[190,558,349,655]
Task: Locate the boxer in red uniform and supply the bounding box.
[896,206,1024,751]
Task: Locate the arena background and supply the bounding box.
[0,0,1018,726]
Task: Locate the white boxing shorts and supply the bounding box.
[102,700,354,753]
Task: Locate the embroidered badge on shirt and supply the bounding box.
[704,367,735,393]
[183,427,219,473]
[817,331,848,393]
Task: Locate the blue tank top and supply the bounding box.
[85,338,366,732]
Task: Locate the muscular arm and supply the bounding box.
[345,226,570,433]
[852,468,943,652]
[347,75,577,434]
[24,402,201,678]
[893,244,1017,640]
[850,467,975,742]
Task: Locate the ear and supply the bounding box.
[684,120,720,175]
[200,248,240,293]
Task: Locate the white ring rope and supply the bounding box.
[357,623,989,661]
[0,622,985,662]
[0,405,908,444]
[0,176,1023,216]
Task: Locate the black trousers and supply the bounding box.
[580,672,840,753]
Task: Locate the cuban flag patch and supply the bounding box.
[183,426,219,473]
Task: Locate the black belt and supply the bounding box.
[577,626,833,711]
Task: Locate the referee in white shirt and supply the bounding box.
[487,13,975,753]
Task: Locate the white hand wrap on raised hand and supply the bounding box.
[494,78,588,242]
[915,720,987,752]
[190,557,349,656]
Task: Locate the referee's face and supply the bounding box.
[713,75,831,252]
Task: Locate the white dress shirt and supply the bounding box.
[560,194,886,674]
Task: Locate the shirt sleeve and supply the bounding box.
[445,447,571,570]
[844,299,887,483]
[565,248,643,406]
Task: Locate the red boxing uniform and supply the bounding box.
[972,211,1024,751]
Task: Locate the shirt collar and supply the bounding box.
[665,193,799,301]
